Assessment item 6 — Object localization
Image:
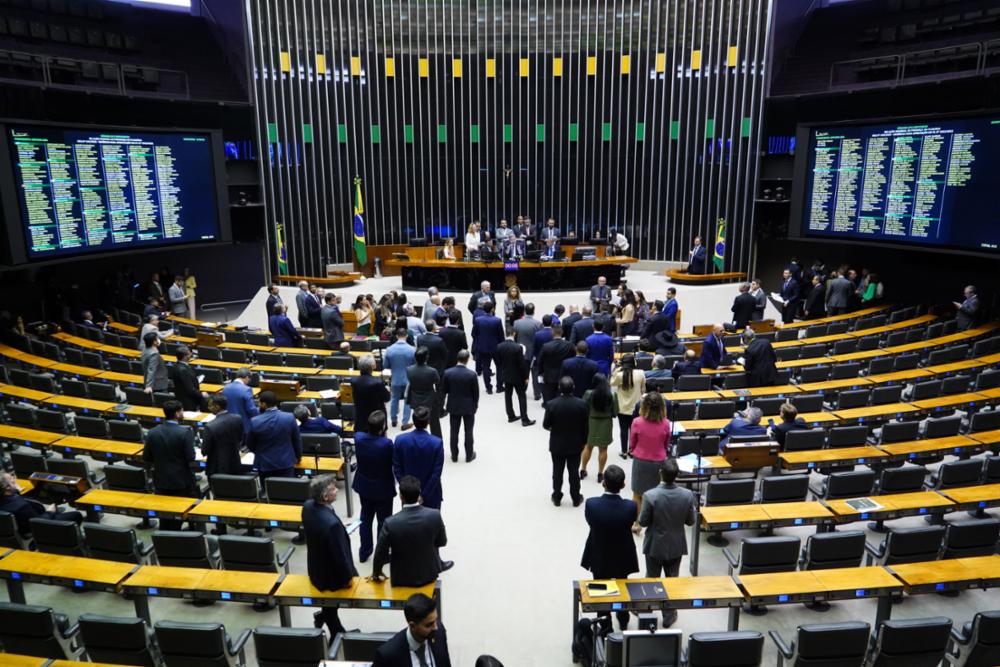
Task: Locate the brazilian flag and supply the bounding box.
[713,218,726,272]
[353,176,367,266]
[276,223,288,275]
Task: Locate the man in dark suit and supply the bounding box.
[585,320,614,376]
[141,332,169,393]
[637,459,695,627]
[269,304,302,347]
[671,349,701,381]
[0,471,82,537]
[731,283,757,331]
[302,474,357,636]
[170,346,207,412]
[640,300,668,340]
[142,400,198,530]
[351,355,391,434]
[743,330,779,387]
[955,285,980,331]
[246,390,302,481]
[824,271,853,316]
[407,346,443,438]
[471,301,505,394]
[804,275,826,320]
[439,310,468,368]
[537,326,576,406]
[720,407,768,449]
[372,593,452,667]
[265,283,283,318]
[543,377,589,506]
[700,324,728,370]
[687,236,707,274]
[530,314,554,401]
[561,342,599,399]
[353,410,396,562]
[372,476,453,587]
[776,268,801,324]
[663,288,679,332]
[561,305,582,334]
[581,465,638,630]
[769,403,811,450]
[295,281,321,328]
[569,306,595,345]
[441,350,479,463]
[467,280,496,315]
[200,394,245,476]
[540,217,561,242]
[589,276,612,313]
[393,407,445,509]
[417,320,449,412]
[496,330,535,427]
[321,293,345,347]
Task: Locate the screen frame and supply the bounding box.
[622,629,683,667]
[0,118,232,266]
[788,108,1000,259]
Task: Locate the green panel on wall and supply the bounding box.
[302,124,312,143]
[403,124,414,144]
[536,124,545,142]
[568,123,579,142]
[705,119,715,138]
[601,122,612,141]
[437,124,447,143]
[267,123,278,143]
[670,121,680,140]
[503,124,513,143]
[337,124,347,143]
[470,124,480,143]
[635,122,646,141]
[370,125,380,143]
[741,117,752,137]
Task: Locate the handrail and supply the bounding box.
[829,39,991,90]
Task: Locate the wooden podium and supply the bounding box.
[722,441,780,469]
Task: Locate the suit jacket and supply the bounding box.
[441,365,479,415]
[569,317,595,345]
[372,626,452,667]
[538,338,576,384]
[265,293,283,318]
[543,394,589,455]
[731,293,757,330]
[296,290,322,327]
[744,338,779,387]
[247,408,302,473]
[438,326,468,367]
[541,226,561,241]
[562,312,582,333]
[170,362,204,411]
[638,482,696,561]
[393,429,445,508]
[640,312,669,341]
[200,411,244,476]
[167,283,187,314]
[590,284,612,310]
[581,494,639,578]
[671,360,701,381]
[772,418,810,450]
[663,299,679,332]
[416,332,449,378]
[560,356,598,398]
[780,278,801,305]
[269,314,302,347]
[321,304,345,346]
[140,347,168,392]
[957,296,980,331]
[352,375,390,433]
[143,421,197,493]
[700,334,726,370]
[585,332,614,376]
[221,381,258,433]
[352,431,396,501]
[721,418,768,447]
[804,283,826,319]
[471,314,504,356]
[688,244,707,274]
[372,504,447,586]
[751,288,767,320]
[384,340,416,387]
[825,277,853,309]
[531,328,554,367]
[496,340,529,385]
[406,365,440,411]
[0,493,64,536]
[513,316,543,358]
[302,499,357,591]
[467,290,496,315]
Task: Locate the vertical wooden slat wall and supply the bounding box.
[245,0,772,277]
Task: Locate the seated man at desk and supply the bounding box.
[541,236,560,259]
[768,403,810,450]
[293,404,344,436]
[269,303,303,347]
[0,471,83,537]
[720,407,768,450]
[671,350,701,381]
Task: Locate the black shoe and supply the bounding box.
[579,469,588,479]
[662,611,678,628]
[572,496,584,507]
[552,495,562,507]
[507,415,519,423]
[359,552,371,563]
[597,472,604,484]
[392,421,398,428]
[466,452,477,463]
[522,419,536,427]
[485,387,493,395]
[313,611,324,628]
[440,410,448,417]
[440,560,455,572]
[497,386,505,393]
[451,452,458,462]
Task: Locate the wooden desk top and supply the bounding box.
[693,456,731,473]
[866,369,934,383]
[778,305,890,329]
[700,505,770,527]
[123,565,207,590]
[0,549,135,586]
[662,391,720,402]
[252,503,304,524]
[780,446,887,467]
[49,362,104,378]
[880,491,953,511]
[717,385,802,399]
[832,403,919,420]
[925,359,987,375]
[271,346,337,356]
[187,499,258,519]
[661,575,744,603]
[828,349,885,363]
[0,383,54,401]
[977,387,1000,400]
[969,428,1000,445]
[123,405,212,424]
[810,566,903,595]
[761,501,834,522]
[912,392,990,411]
[75,490,198,515]
[0,654,47,666]
[276,574,435,602]
[796,378,874,392]
[167,315,221,329]
[219,342,272,351]
[846,314,937,338]
[939,483,1000,505]
[889,559,983,587]
[0,424,64,445]
[197,569,280,595]
[738,570,824,597]
[257,364,321,376]
[56,435,145,457]
[877,435,979,459]
[318,368,361,377]
[681,411,835,432]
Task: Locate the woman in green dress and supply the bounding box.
[579,373,618,483]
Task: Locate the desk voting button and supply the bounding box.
[148,587,159,595]
[777,594,789,602]
[855,589,865,597]
[220,592,232,600]
[301,597,312,605]
[380,600,391,608]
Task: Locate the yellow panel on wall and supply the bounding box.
[654,53,666,72]
[279,51,290,73]
[727,46,739,67]
[350,56,362,76]
[519,58,529,77]
[419,58,429,78]
[385,57,395,77]
[586,55,597,75]
[486,58,496,78]
[553,57,563,77]
[620,54,631,74]
[452,58,462,78]
[691,49,702,70]
[315,54,326,72]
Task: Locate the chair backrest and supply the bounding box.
[104,463,149,492]
[154,621,233,667]
[832,340,859,356]
[798,366,830,383]
[60,377,89,397]
[870,617,952,667]
[722,373,748,390]
[975,370,1000,391]
[671,402,697,421]
[776,329,799,342]
[925,349,951,366]
[878,465,926,494]
[280,400,316,416]
[246,332,271,346]
[210,474,260,502]
[699,401,736,420]
[687,631,764,667]
[738,536,801,574]
[253,626,327,666]
[941,375,971,395]
[285,353,315,368]
[790,394,824,413]
[871,385,903,406]
[799,344,827,360]
[879,420,919,444]
[124,386,153,407]
[828,425,868,448]
[751,397,785,417]
[7,402,36,426]
[783,429,826,452]
[677,374,712,391]
[108,419,144,442]
[46,458,93,488]
[836,389,870,410]
[985,456,1000,483]
[793,621,870,667]
[256,351,284,367]
[674,434,720,458]
[827,322,849,336]
[300,433,341,457]
[970,410,1000,433]
[197,347,223,361]
[882,525,946,565]
[264,477,311,505]
[805,324,828,338]
[830,362,862,380]
[74,414,109,438]
[892,354,921,371]
[941,518,1000,560]
[221,349,248,363]
[335,631,397,661]
[87,381,119,401]
[825,470,876,500]
[29,517,84,556]
[801,530,866,570]
[305,376,340,392]
[219,535,278,572]
[960,611,1000,667]
[11,450,48,476]
[152,531,216,569]
[759,475,809,503]
[0,602,74,659]
[78,613,156,667]
[857,336,880,351]
[705,478,756,506]
[0,510,31,549]
[910,380,943,402]
[83,523,143,563]
[936,459,985,489]
[867,357,894,375]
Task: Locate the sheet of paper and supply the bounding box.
[318,389,337,399]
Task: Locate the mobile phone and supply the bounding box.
[587,582,608,592]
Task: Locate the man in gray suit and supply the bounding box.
[371,475,453,587]
[589,275,612,312]
[167,275,187,316]
[512,303,543,359]
[638,458,695,627]
[954,285,980,331]
[321,292,344,347]
[824,270,854,316]
[141,332,169,393]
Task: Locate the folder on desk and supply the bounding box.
[626,581,668,601]
[586,580,620,597]
[845,497,883,512]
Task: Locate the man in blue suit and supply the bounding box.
[561,342,599,398]
[569,306,595,344]
[687,235,707,274]
[221,368,258,433]
[269,303,302,347]
[585,320,614,376]
[777,268,801,324]
[393,406,445,509]
[471,301,505,394]
[383,328,415,429]
[720,406,768,449]
[700,324,728,370]
[581,465,639,630]
[246,390,302,480]
[352,410,396,562]
[372,593,452,667]
[663,288,679,332]
[531,315,555,400]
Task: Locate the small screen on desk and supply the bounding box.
[503,261,519,271]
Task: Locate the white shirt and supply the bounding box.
[406,628,436,667]
[613,233,629,252]
[464,232,481,251]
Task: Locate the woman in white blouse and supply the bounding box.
[464,222,481,258]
